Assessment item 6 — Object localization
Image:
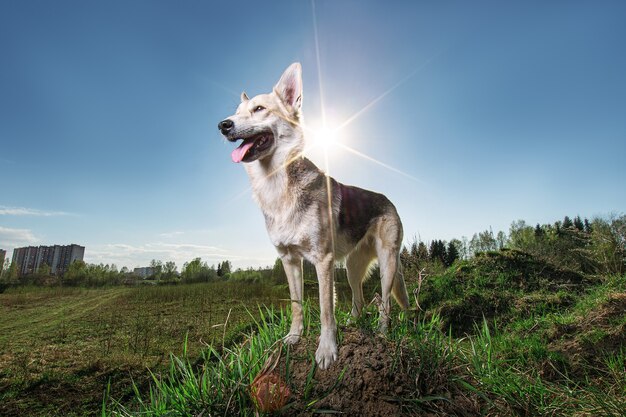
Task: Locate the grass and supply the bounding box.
[2,252,625,416]
[0,282,288,416]
[104,303,467,416]
[106,306,291,416]
[101,253,625,416]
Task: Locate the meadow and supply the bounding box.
[0,282,288,416]
[1,258,623,416]
[97,252,625,417]
[1,215,625,416]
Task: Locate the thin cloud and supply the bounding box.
[0,226,39,246]
[158,231,185,238]
[85,242,274,270]
[157,229,214,239]
[0,206,74,216]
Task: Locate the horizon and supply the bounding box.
[0,212,614,272]
[2,1,625,271]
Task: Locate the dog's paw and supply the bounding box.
[315,337,338,370]
[283,332,301,345]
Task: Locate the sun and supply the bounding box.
[310,126,339,149]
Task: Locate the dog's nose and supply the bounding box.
[218,119,234,134]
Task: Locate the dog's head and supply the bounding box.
[218,63,304,164]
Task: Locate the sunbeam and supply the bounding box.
[312,0,336,253]
[335,142,423,183]
[336,53,441,133]
[312,0,326,127]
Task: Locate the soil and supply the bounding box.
[273,327,482,417]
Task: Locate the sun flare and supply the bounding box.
[310,126,339,149]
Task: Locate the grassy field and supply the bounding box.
[0,282,288,416]
[105,251,625,417]
[2,251,625,416]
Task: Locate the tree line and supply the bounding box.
[1,214,624,289]
[400,214,625,284]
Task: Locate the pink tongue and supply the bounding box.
[231,141,255,163]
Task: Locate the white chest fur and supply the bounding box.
[245,163,317,251]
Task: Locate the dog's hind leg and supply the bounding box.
[346,241,376,318]
[375,215,408,332]
[281,252,304,344]
[392,256,410,311]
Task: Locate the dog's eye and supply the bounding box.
[253,105,265,113]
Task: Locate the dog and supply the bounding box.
[218,63,410,369]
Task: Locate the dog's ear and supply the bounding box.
[240,92,249,102]
[274,62,302,111]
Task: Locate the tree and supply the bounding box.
[217,260,232,278]
[509,220,535,251]
[417,241,429,264]
[182,258,217,283]
[0,258,9,280]
[429,240,447,265]
[271,258,288,284]
[445,241,459,267]
[163,261,177,279]
[64,260,87,285]
[400,246,411,266]
[458,236,470,259]
[496,231,508,250]
[149,259,163,280]
[562,216,574,230]
[590,215,626,275]
[534,223,545,238]
[469,229,497,255]
[0,260,17,285]
[37,263,51,278]
[574,216,584,231]
[8,261,18,283]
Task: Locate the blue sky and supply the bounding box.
[1,1,625,270]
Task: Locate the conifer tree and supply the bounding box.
[563,216,574,229]
[535,223,545,238]
[574,216,584,231]
[445,241,459,266]
[417,242,429,263]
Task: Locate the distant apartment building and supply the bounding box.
[133,267,156,278]
[11,244,85,276]
[0,249,6,268]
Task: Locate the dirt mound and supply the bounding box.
[549,292,626,375]
[276,327,480,416]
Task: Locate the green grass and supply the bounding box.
[2,257,625,416]
[105,306,291,416]
[104,303,467,416]
[0,282,288,416]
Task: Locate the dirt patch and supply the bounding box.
[549,292,626,375]
[274,327,482,416]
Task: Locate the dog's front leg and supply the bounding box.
[281,252,304,344]
[315,253,338,369]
